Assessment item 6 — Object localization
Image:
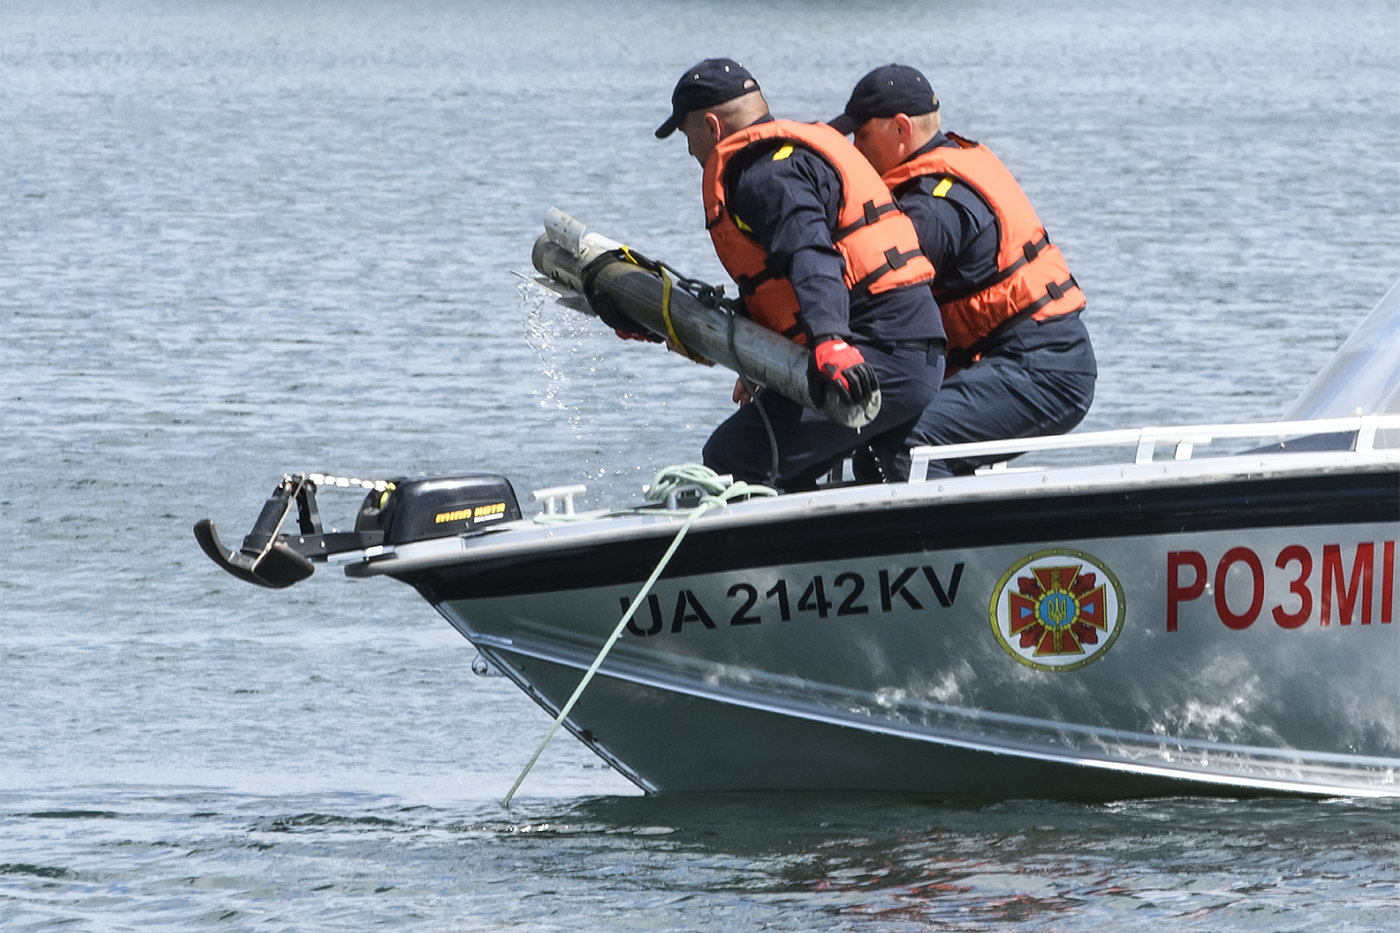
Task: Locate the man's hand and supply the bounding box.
[808,337,878,407]
[616,328,662,343]
[613,326,660,341]
[732,378,756,405]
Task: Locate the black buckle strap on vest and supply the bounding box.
[849,248,925,301]
[736,254,786,297]
[834,199,898,241]
[933,231,1052,305]
[944,275,1082,369]
[1021,229,1054,263]
[735,271,764,297]
[1020,275,1076,315]
[1014,274,1077,317]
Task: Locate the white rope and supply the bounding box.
[502,465,774,806]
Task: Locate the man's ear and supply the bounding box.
[704,111,724,142]
[893,113,915,142]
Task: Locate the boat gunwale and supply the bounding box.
[347,446,1400,579]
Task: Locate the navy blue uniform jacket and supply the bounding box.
[723,117,944,346]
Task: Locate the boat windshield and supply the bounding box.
[1287,276,1400,419]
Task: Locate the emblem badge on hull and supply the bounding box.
[990,549,1125,672]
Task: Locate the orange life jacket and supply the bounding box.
[881,133,1083,360]
[703,120,934,345]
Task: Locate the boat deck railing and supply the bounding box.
[908,413,1400,483]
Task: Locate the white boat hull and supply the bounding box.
[382,458,1400,797]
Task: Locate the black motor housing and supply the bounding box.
[356,473,522,545]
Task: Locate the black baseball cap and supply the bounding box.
[655,58,761,139]
[828,64,939,136]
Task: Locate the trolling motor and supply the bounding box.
[195,472,522,588]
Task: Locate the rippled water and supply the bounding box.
[3,791,1398,929]
[3,0,1399,929]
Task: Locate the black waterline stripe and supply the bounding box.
[400,471,1400,602]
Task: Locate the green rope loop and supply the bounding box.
[503,466,774,806]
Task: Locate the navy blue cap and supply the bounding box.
[656,58,761,139]
[829,64,939,135]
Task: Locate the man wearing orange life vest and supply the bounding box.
[831,65,1097,480]
[655,59,947,491]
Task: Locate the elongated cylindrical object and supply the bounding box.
[531,210,879,429]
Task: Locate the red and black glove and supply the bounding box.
[808,337,878,408]
[614,328,662,343]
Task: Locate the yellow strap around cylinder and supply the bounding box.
[659,267,709,365]
[617,246,708,365]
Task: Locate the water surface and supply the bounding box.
[3,0,1399,928]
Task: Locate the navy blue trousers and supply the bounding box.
[703,341,945,492]
[884,312,1097,480]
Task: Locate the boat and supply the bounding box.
[196,225,1400,799]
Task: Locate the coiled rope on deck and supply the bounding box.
[502,465,776,806]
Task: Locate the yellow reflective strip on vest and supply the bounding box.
[932,178,953,198]
[772,144,794,161]
[733,214,753,233]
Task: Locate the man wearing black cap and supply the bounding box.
[832,64,1097,480]
[655,58,947,491]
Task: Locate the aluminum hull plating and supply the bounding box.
[354,450,1400,798]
